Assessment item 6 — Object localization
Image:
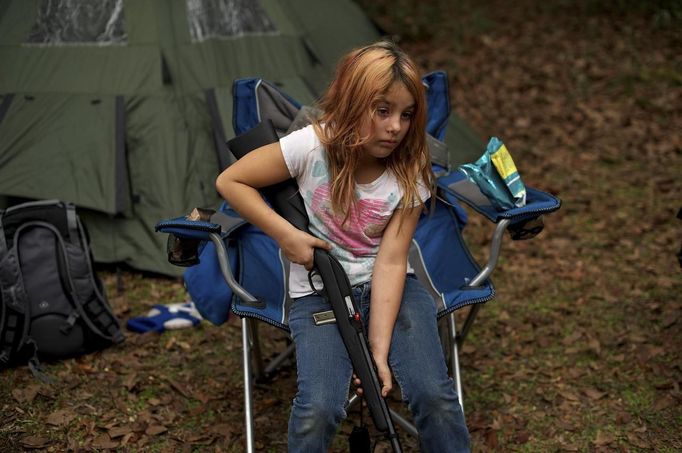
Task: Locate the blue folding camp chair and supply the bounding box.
[155,72,561,452]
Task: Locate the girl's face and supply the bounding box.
[359,82,415,161]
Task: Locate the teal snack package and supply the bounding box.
[458,137,526,210]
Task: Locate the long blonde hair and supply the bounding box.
[312,40,434,221]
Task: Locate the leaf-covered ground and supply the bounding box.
[1,1,680,451]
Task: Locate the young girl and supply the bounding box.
[216,41,470,452]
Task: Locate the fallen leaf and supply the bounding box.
[13,385,40,404]
[626,432,650,449]
[560,442,580,451]
[566,368,586,379]
[131,421,148,433]
[77,391,94,401]
[594,431,615,446]
[136,434,150,447]
[644,345,665,358]
[195,392,211,404]
[164,336,177,350]
[185,434,215,445]
[662,314,678,329]
[653,395,676,411]
[630,334,647,344]
[66,434,80,451]
[634,425,647,434]
[484,429,498,449]
[102,420,118,430]
[490,416,503,430]
[46,409,76,427]
[654,381,674,390]
[188,405,206,416]
[556,420,577,432]
[562,331,582,346]
[120,432,134,446]
[168,380,192,398]
[208,423,233,436]
[138,410,153,424]
[91,433,119,449]
[145,424,168,436]
[76,361,95,374]
[515,431,531,443]
[583,388,607,400]
[109,426,133,439]
[615,412,632,425]
[461,344,476,354]
[587,338,602,354]
[123,373,138,391]
[20,435,51,449]
[559,390,581,401]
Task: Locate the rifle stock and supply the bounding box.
[227,120,402,451]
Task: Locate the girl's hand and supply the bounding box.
[374,358,393,397]
[352,373,364,397]
[352,359,393,398]
[279,228,331,270]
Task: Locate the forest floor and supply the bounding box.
[1,1,680,452]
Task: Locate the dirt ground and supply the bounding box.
[1,1,680,452]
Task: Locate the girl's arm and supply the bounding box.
[369,205,423,396]
[215,142,331,269]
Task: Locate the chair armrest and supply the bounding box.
[155,210,248,239]
[155,216,222,240]
[436,170,562,287]
[437,170,561,224]
[155,211,260,305]
[206,232,261,306]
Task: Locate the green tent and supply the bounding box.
[0,0,481,275]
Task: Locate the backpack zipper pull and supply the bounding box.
[60,311,80,335]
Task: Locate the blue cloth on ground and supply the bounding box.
[126,302,203,333]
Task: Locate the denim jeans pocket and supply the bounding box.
[288,293,328,325]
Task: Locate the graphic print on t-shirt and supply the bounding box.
[311,182,393,256]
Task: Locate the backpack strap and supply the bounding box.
[0,211,32,367]
[65,202,79,246]
[57,204,124,344]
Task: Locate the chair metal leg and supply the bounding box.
[247,318,266,381]
[348,388,420,438]
[209,231,258,450]
[447,312,465,416]
[242,317,255,453]
[458,304,481,347]
[264,341,296,377]
[389,409,418,437]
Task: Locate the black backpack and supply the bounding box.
[0,200,124,379]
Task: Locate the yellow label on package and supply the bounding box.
[490,144,518,180]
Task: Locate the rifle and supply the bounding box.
[227,120,402,451]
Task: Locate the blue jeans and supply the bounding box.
[287,275,470,452]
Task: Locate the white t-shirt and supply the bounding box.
[279,124,431,298]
